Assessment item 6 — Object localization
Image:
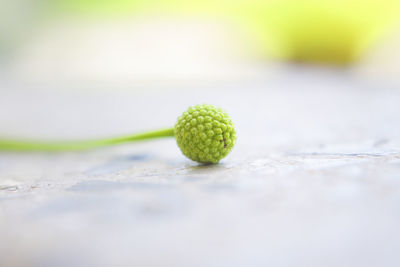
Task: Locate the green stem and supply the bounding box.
[0,128,175,152]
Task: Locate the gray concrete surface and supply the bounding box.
[1,66,400,267]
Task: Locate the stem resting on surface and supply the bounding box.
[0,128,175,152]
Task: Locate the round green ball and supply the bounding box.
[174,104,236,164]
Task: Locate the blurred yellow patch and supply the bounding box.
[235,0,400,64]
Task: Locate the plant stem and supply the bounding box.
[0,128,175,152]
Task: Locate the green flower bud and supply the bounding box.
[174,104,236,163]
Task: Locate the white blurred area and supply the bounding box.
[5,15,265,87]
[354,27,400,87]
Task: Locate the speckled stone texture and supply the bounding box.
[1,66,400,267]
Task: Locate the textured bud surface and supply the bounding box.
[174,104,236,163]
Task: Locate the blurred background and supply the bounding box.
[1,0,400,87]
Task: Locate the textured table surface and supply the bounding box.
[1,66,400,267]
